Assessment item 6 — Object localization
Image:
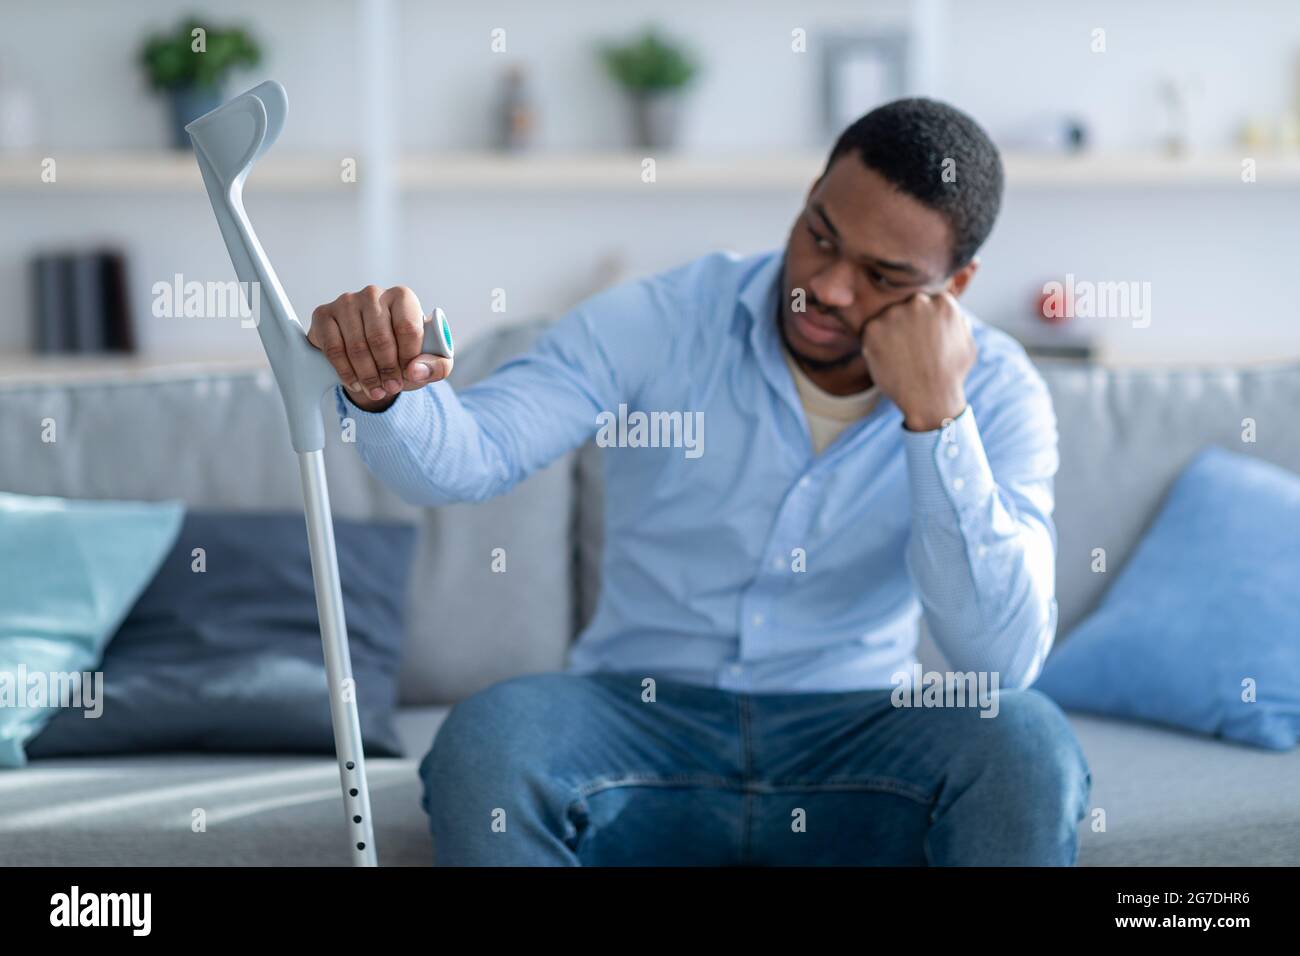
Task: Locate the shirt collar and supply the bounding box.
[738,249,806,424]
[738,247,786,330]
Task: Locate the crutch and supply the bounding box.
[185,81,454,866]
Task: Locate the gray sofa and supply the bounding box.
[1,317,1298,866]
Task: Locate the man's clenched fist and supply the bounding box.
[307,285,453,413]
[860,291,976,432]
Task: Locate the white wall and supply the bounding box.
[1,0,361,151]
[1,0,1298,363]
[941,0,1300,154]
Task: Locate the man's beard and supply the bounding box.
[776,302,860,371]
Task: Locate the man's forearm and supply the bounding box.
[333,324,617,508]
[901,406,1058,689]
[332,275,683,511]
[334,383,507,507]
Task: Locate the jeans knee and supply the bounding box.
[419,672,579,811]
[972,689,1092,815]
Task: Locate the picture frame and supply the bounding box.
[821,32,909,138]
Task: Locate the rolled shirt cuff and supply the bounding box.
[901,404,997,516]
[333,383,439,449]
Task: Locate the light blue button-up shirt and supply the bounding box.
[335,248,1060,693]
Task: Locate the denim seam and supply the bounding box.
[574,773,739,798]
[753,779,933,806]
[739,694,755,865]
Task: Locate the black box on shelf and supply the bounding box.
[30,248,134,354]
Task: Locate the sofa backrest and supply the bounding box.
[1038,359,1300,638]
[0,318,576,708]
[3,318,1298,704]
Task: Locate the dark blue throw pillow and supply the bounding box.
[28,511,415,758]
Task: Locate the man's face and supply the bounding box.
[781,154,968,372]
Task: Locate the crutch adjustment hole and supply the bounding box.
[349,788,358,796]
[353,815,362,823]
[346,761,355,770]
[357,842,366,851]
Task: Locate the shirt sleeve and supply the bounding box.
[901,361,1061,689]
[334,274,684,507]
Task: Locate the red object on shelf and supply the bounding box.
[1035,281,1073,326]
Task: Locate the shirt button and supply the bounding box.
[771,556,785,570]
[751,613,765,627]
[945,444,959,458]
[729,664,743,676]
[952,476,966,492]
[798,476,811,489]
[977,544,988,558]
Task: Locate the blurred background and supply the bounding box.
[1,0,1299,375]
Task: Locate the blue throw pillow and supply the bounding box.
[1035,446,1300,750]
[0,492,184,768]
[27,511,415,759]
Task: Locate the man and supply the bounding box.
[309,98,1092,866]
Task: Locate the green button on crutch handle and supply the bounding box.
[422,307,454,360]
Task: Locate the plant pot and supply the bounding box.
[628,90,682,151]
[167,84,224,149]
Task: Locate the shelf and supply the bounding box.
[0,151,825,192]
[2,150,1299,193]
[0,152,351,192]
[398,152,825,190]
[1001,151,1300,188]
[400,151,1300,191]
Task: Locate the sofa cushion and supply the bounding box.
[1036,446,1300,750]
[0,491,183,767]
[1070,712,1300,865]
[0,753,430,866]
[27,511,416,759]
[8,708,1298,866]
[1,708,448,867]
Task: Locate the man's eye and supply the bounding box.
[867,268,898,290]
[807,225,834,253]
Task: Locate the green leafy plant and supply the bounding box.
[140,17,261,91]
[600,26,697,92]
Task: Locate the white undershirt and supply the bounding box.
[781,343,880,455]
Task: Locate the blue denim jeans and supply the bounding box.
[418,670,1092,865]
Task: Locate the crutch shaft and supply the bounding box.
[299,450,377,867]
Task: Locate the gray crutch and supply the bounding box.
[186,80,453,866]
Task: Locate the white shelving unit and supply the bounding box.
[5,0,1297,370]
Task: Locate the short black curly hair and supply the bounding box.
[825,97,1004,273]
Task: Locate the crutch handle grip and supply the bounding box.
[423,307,455,360]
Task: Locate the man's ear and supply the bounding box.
[944,257,979,298]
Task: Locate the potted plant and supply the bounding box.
[140,17,261,149]
[599,26,698,150]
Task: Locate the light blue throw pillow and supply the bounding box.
[0,491,183,767]
[1035,446,1300,750]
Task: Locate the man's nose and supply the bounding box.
[810,260,857,309]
